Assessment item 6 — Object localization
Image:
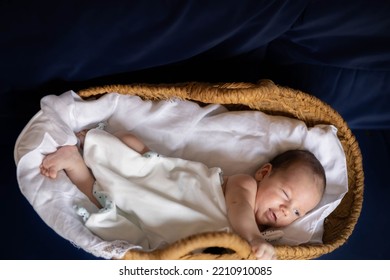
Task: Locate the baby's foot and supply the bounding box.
[40,145,81,179]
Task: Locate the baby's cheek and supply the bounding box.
[255,214,266,228]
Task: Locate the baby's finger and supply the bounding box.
[253,245,276,260]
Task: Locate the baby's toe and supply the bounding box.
[47,167,58,179]
[40,162,57,179]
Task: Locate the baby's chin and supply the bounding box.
[260,220,291,230]
[257,221,277,231]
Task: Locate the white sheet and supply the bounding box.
[15,90,348,259]
[83,128,230,250]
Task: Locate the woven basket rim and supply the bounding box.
[78,80,364,260]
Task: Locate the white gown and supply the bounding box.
[82,128,231,250]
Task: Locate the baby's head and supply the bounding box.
[254,150,326,229]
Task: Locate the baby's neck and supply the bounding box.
[258,224,270,232]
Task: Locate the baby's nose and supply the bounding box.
[280,205,291,217]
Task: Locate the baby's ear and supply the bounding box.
[255,163,272,181]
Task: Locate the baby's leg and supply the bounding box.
[78,128,149,154]
[113,131,150,154]
[40,146,100,207]
[76,129,88,150]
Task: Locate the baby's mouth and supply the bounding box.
[269,208,277,223]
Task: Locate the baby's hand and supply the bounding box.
[249,237,277,260]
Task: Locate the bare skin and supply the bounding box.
[40,129,150,208]
[224,163,323,260]
[40,145,100,207]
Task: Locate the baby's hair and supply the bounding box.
[269,149,326,195]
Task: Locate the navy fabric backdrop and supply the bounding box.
[1,0,389,259]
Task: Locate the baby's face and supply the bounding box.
[254,163,322,228]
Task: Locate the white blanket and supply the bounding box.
[83,128,230,250]
[15,90,348,259]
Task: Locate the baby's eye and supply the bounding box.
[294,209,300,217]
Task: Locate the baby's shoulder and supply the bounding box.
[228,173,257,189]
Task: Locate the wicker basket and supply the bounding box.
[78,79,364,260]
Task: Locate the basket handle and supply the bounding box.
[121,232,256,260]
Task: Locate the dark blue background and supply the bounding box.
[2,0,389,259]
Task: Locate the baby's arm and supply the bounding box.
[224,174,276,260]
